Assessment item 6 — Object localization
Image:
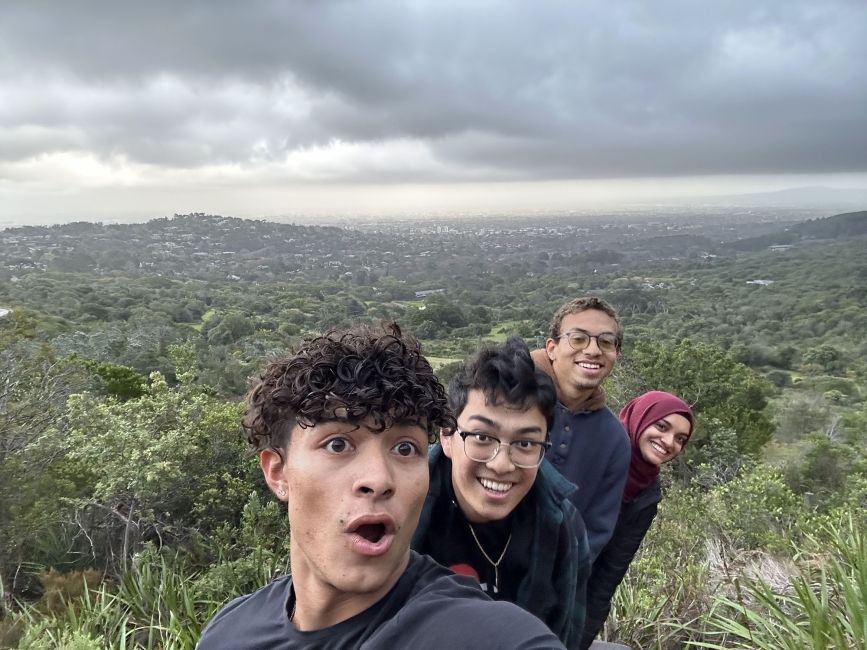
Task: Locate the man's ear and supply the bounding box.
[440,431,454,459]
[545,337,558,361]
[260,449,288,501]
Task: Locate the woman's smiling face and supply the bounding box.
[636,413,692,466]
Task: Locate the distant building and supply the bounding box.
[414,288,446,298]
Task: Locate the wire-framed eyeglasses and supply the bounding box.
[457,429,551,468]
[557,328,619,353]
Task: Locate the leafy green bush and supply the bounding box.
[710,465,801,551]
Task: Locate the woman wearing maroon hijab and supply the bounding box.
[577,391,694,649]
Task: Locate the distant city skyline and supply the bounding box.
[2,1,866,225]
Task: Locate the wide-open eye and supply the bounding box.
[324,437,353,454]
[392,440,422,457]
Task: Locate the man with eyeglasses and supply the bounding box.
[531,297,631,561]
[413,336,591,648]
[198,324,566,649]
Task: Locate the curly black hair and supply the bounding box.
[243,322,455,452]
[446,335,557,434]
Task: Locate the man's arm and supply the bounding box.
[583,435,630,561]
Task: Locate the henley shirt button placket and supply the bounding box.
[554,422,571,459]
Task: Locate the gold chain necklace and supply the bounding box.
[467,523,512,595]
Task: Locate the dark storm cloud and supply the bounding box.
[1,0,865,179]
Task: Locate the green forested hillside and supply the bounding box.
[1,213,865,649]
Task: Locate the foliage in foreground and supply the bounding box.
[3,467,864,649]
[604,482,866,650]
[2,495,287,650]
[692,514,866,650]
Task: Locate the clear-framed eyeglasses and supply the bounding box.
[556,328,620,354]
[456,429,551,469]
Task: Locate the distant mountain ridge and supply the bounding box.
[724,210,867,251]
[682,186,867,207]
[794,210,867,239]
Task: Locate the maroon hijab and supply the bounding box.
[619,391,694,505]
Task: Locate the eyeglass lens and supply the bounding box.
[567,330,617,352]
[464,435,544,467]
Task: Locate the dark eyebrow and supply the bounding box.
[565,328,617,337]
[465,415,499,429]
[464,415,544,436]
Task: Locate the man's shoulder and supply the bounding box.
[537,460,579,507]
[197,576,292,648]
[388,553,564,648]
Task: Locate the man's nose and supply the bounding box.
[353,447,396,498]
[486,444,517,473]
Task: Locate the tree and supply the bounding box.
[801,344,844,374]
[81,359,147,400]
[0,344,92,596]
[63,371,256,571]
[405,296,467,331]
[623,339,774,455]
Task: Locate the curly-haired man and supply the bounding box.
[198,323,564,649]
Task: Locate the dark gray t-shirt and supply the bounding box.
[197,551,564,649]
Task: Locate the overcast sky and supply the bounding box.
[2,0,866,224]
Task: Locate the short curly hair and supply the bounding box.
[243,322,455,452]
[447,336,557,433]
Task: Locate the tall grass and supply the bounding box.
[687,514,866,650]
[6,549,284,650]
[8,511,863,648]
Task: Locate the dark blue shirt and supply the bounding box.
[546,404,630,560]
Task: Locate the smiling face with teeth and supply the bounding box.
[441,389,548,524]
[260,418,429,628]
[636,413,692,466]
[545,309,620,403]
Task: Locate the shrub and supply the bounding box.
[710,465,801,551]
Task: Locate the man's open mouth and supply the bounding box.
[354,523,387,544]
[346,514,396,555]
